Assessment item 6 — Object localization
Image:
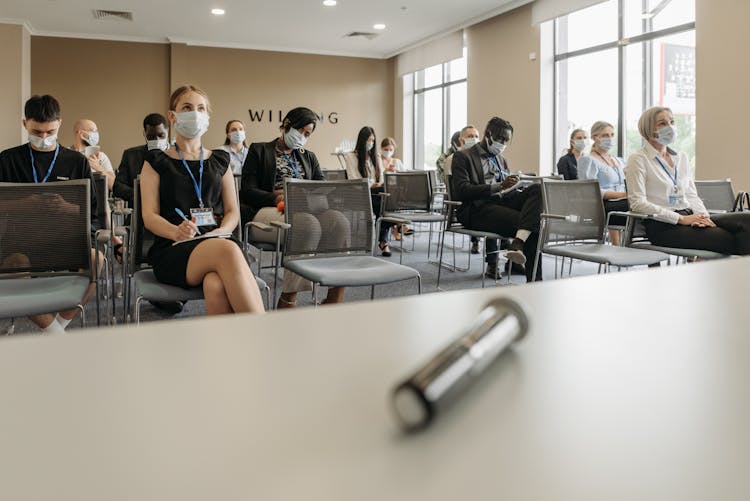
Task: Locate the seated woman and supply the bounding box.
[578,121,628,245]
[625,106,750,255]
[343,126,395,256]
[556,128,587,180]
[217,119,249,175]
[140,85,265,316]
[240,107,349,309]
[379,136,413,240]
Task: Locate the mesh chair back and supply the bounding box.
[384,171,432,212]
[541,179,605,244]
[0,180,91,277]
[92,172,109,229]
[283,179,371,259]
[322,169,348,181]
[131,177,157,270]
[695,179,735,212]
[427,170,438,191]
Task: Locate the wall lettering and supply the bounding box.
[247,109,339,125]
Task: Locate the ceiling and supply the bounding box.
[1,0,529,59]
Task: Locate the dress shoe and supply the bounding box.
[470,240,480,254]
[505,238,527,266]
[484,262,502,280]
[149,300,185,315]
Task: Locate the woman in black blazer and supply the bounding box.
[240,107,348,309]
[556,128,587,180]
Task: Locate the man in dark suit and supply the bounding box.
[113,113,169,207]
[450,116,542,282]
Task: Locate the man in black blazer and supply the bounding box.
[450,116,542,282]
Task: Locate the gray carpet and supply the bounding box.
[3,227,610,335]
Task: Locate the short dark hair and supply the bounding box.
[281,107,319,132]
[24,95,61,122]
[484,116,514,141]
[143,113,167,130]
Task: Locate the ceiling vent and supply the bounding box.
[343,31,379,40]
[92,10,134,21]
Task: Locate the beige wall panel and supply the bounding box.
[467,5,541,173]
[31,37,170,166]
[695,0,750,188]
[0,24,30,149]
[175,45,393,169]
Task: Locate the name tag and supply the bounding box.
[190,207,217,227]
[668,189,685,206]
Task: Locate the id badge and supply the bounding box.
[190,207,217,227]
[668,189,684,206]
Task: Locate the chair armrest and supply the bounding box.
[381,216,412,225]
[708,209,728,215]
[442,200,462,207]
[245,221,273,232]
[270,221,291,230]
[540,213,570,221]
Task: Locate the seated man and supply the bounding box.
[450,116,542,282]
[0,94,105,332]
[71,118,115,190]
[113,113,169,208]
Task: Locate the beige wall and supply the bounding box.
[173,45,393,168]
[0,23,31,150]
[467,5,541,173]
[695,0,750,188]
[31,37,170,166]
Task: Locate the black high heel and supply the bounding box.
[378,241,392,257]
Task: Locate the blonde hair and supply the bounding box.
[638,106,672,140]
[169,85,211,113]
[381,137,397,149]
[590,121,614,138]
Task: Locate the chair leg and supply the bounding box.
[312,283,319,310]
[370,285,376,300]
[77,304,85,328]
[416,274,422,295]
[481,239,487,289]
[264,284,271,310]
[135,296,143,325]
[94,246,101,327]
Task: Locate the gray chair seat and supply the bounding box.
[0,276,90,318]
[544,243,668,267]
[382,211,445,223]
[134,269,269,303]
[284,255,420,287]
[631,242,727,260]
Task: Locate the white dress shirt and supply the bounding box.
[217,144,248,175]
[624,142,707,225]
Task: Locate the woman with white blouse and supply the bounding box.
[218,119,248,175]
[578,121,628,245]
[625,106,750,255]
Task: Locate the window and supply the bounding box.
[407,49,467,170]
[554,0,695,171]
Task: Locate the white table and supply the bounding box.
[1,258,749,500]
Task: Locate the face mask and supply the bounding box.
[284,128,307,150]
[463,137,479,149]
[366,141,375,151]
[84,131,100,147]
[597,137,613,152]
[487,137,507,156]
[174,111,209,139]
[381,149,393,158]
[230,130,246,145]
[572,139,587,151]
[656,124,677,146]
[29,133,57,150]
[147,138,169,151]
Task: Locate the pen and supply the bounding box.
[391,297,530,431]
[174,207,201,235]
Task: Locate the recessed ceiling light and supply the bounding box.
[323,0,337,6]
[211,8,225,15]
[373,23,386,30]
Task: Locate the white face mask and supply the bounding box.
[656,124,677,146]
[572,139,587,151]
[174,111,209,139]
[147,138,169,151]
[366,141,375,151]
[84,131,100,147]
[29,133,58,150]
[462,137,479,149]
[597,137,614,152]
[487,136,507,156]
[229,130,246,145]
[381,149,394,158]
[284,128,307,150]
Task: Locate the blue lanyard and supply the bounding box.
[489,156,505,181]
[28,143,59,183]
[175,144,205,207]
[282,151,300,178]
[654,155,677,188]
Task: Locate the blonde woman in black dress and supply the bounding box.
[140,85,264,315]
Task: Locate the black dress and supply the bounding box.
[146,148,233,288]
